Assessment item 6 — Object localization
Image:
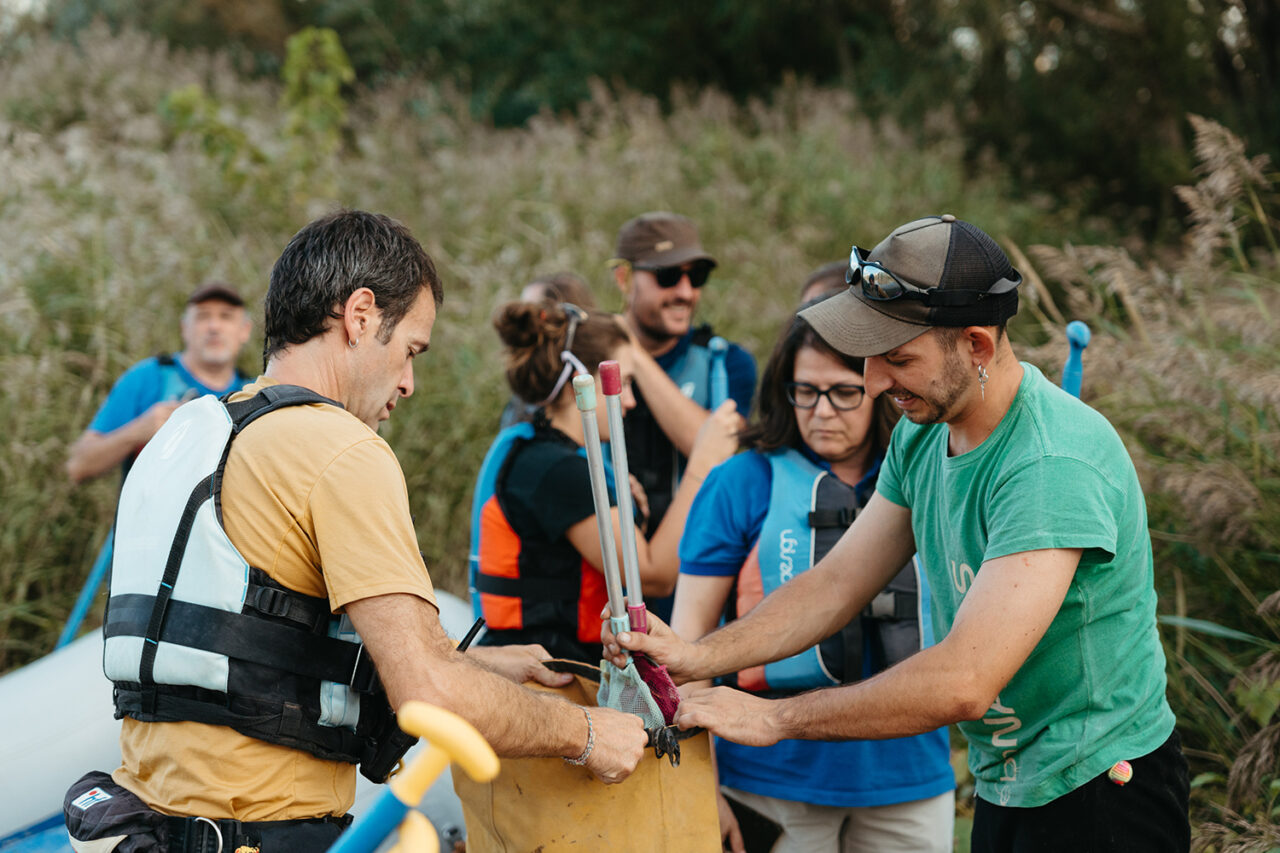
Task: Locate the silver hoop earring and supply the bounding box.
[349,338,359,349]
[977,364,989,401]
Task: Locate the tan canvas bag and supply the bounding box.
[452,662,721,852]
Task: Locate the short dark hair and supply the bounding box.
[798,260,847,303]
[263,210,443,365]
[739,308,898,456]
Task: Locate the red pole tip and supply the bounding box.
[599,361,622,396]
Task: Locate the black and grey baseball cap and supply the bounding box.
[799,215,1021,357]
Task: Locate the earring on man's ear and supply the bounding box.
[349,338,359,349]
[977,363,989,401]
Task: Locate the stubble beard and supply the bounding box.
[633,303,690,349]
[898,345,972,425]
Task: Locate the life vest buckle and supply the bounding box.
[250,585,292,619]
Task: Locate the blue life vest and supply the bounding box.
[468,423,536,619]
[730,448,922,695]
[468,421,624,625]
[665,330,727,407]
[103,385,413,783]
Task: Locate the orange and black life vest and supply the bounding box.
[469,423,610,657]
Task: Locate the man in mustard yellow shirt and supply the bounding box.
[68,210,646,851]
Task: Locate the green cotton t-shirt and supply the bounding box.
[877,362,1175,808]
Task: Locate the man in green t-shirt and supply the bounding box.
[604,216,1189,852]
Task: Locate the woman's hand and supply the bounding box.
[467,644,573,688]
[686,399,741,480]
[717,790,746,853]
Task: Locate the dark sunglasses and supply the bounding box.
[637,260,714,289]
[845,245,1020,306]
[786,381,866,411]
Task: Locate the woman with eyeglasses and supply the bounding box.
[469,301,738,664]
[672,307,956,853]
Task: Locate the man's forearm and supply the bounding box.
[771,644,984,741]
[427,651,587,759]
[348,594,586,760]
[630,348,707,456]
[689,563,863,680]
[688,496,917,681]
[66,426,142,483]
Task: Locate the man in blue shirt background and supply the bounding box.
[66,281,252,485]
[609,212,757,620]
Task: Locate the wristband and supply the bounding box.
[563,707,595,766]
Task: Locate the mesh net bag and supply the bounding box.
[633,653,680,725]
[597,658,666,730]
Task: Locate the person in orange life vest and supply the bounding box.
[473,301,738,663]
[672,307,955,853]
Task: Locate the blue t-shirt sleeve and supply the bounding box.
[725,344,757,415]
[679,452,771,577]
[88,359,159,434]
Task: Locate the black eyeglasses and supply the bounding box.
[845,245,1021,306]
[637,260,714,289]
[786,382,866,411]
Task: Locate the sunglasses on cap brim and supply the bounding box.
[845,245,1020,307]
[636,260,715,289]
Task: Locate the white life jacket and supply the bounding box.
[102,385,413,782]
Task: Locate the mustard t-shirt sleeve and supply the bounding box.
[310,436,437,612]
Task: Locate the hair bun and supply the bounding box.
[494,301,566,349]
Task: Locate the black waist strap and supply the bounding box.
[474,573,581,600]
[166,812,352,853]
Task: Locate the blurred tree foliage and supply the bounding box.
[28,0,1280,230]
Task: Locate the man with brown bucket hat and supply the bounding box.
[607,215,1190,851]
[610,212,756,620]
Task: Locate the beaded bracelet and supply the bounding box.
[563,707,595,766]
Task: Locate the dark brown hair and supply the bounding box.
[798,260,848,303]
[264,210,442,365]
[493,302,628,405]
[525,272,596,309]
[739,309,898,456]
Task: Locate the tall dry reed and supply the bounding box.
[0,24,1048,668]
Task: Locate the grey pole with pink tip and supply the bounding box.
[598,361,682,726]
[599,361,648,634]
[571,374,628,639]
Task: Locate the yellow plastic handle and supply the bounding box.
[387,811,438,853]
[388,701,500,804]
